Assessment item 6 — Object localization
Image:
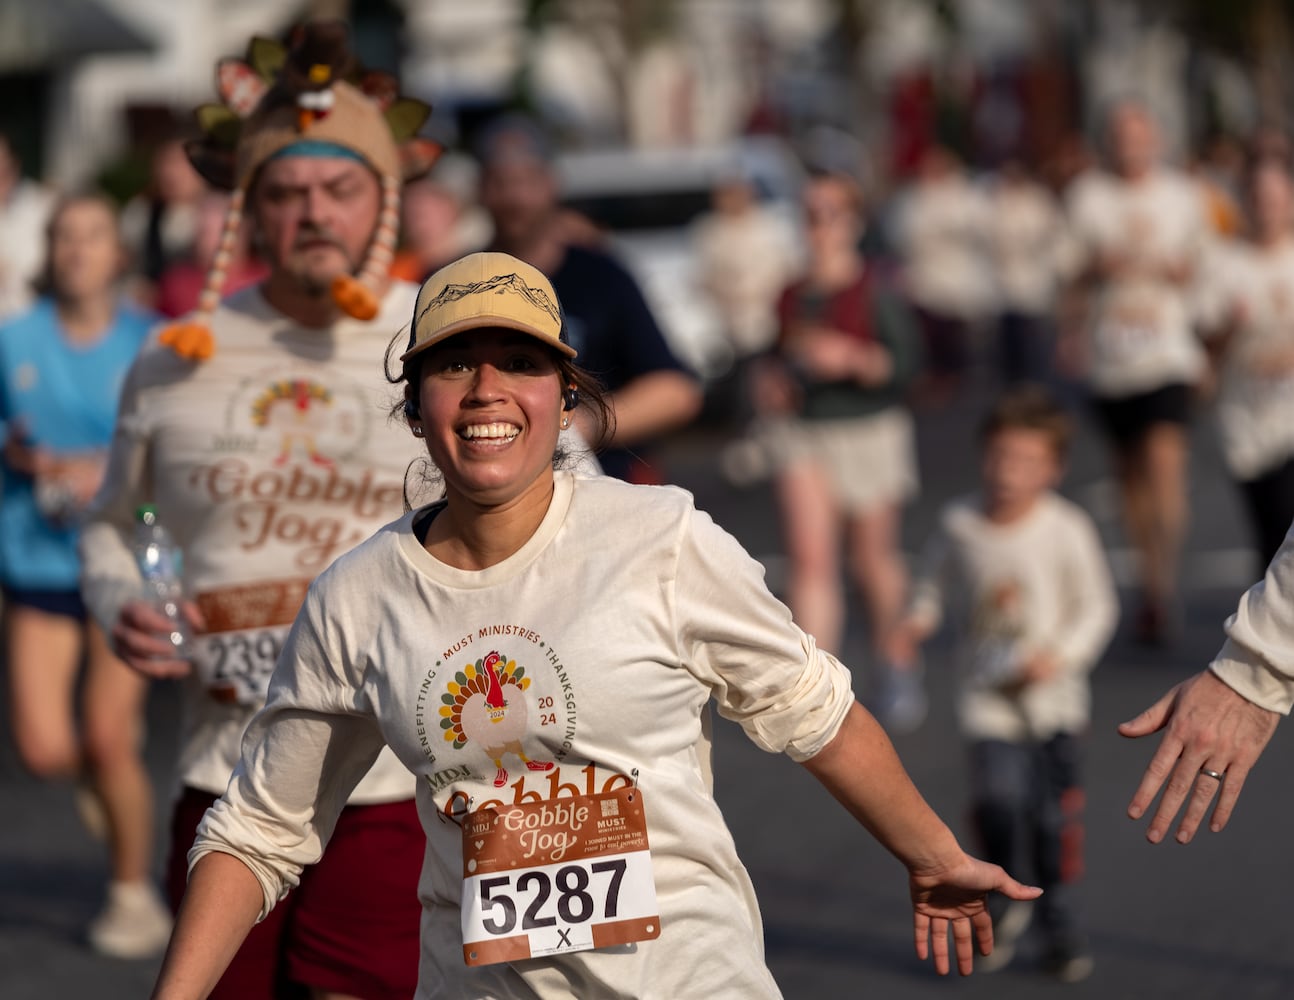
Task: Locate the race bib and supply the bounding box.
[1247,364,1294,413]
[190,626,289,706]
[974,637,1021,687]
[192,579,310,705]
[1093,285,1168,367]
[460,787,661,967]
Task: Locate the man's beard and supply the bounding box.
[290,250,356,299]
[297,271,334,298]
[289,226,360,297]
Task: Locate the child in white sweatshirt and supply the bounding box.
[890,385,1118,982]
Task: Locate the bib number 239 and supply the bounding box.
[461,787,660,966]
[191,627,287,706]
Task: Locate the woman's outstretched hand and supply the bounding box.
[909,854,1042,976]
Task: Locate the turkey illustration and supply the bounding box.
[441,651,555,788]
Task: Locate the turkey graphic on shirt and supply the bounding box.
[972,579,1025,639]
[441,650,556,787]
[249,378,336,468]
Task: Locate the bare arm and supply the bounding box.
[150,851,265,1000]
[1,420,51,478]
[801,702,1041,975]
[594,370,702,449]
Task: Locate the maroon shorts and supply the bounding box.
[168,786,424,1000]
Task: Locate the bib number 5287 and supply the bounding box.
[463,851,655,963]
[477,859,627,935]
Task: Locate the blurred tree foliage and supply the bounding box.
[1173,0,1293,128]
[519,0,678,138]
[95,151,151,207]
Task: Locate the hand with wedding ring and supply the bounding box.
[1119,670,1280,843]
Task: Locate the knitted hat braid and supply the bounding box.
[332,172,401,321]
[157,187,244,361]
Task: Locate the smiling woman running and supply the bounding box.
[150,251,1039,1000]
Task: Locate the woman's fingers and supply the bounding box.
[951,915,975,975]
[915,915,989,975]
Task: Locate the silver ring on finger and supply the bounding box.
[1198,767,1224,782]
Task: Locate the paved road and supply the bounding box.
[2,376,1292,999]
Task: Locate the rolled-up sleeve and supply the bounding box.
[188,587,389,918]
[672,506,854,762]
[1210,531,1294,714]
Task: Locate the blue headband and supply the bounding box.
[269,141,366,164]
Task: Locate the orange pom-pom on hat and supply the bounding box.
[161,20,441,361]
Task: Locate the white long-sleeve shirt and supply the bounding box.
[908,492,1118,741]
[193,472,856,999]
[1212,526,1294,714]
[79,282,424,803]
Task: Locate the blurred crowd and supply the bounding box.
[699,96,1294,666]
[1,33,1293,984]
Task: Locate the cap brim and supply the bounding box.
[399,315,577,363]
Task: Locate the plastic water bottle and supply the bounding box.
[133,504,189,652]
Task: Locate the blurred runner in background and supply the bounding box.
[80,23,435,998]
[474,114,702,483]
[0,192,160,957]
[752,168,924,731]
[1198,156,1294,572]
[986,159,1071,386]
[891,387,1117,982]
[1064,99,1210,645]
[0,134,56,322]
[120,137,209,310]
[894,146,993,405]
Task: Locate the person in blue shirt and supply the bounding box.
[0,191,168,957]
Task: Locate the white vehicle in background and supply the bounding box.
[555,136,805,381]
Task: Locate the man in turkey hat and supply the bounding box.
[79,21,434,997]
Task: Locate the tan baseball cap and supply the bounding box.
[401,251,575,363]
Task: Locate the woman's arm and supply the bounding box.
[672,505,1037,972]
[150,852,264,1000]
[801,702,1042,975]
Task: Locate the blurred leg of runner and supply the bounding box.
[1238,456,1294,572]
[81,620,172,957]
[1113,419,1188,644]
[850,500,925,732]
[776,457,844,655]
[5,597,171,957]
[6,601,81,779]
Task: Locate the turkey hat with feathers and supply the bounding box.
[163,19,441,361]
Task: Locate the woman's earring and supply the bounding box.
[560,416,570,430]
[411,425,424,438]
